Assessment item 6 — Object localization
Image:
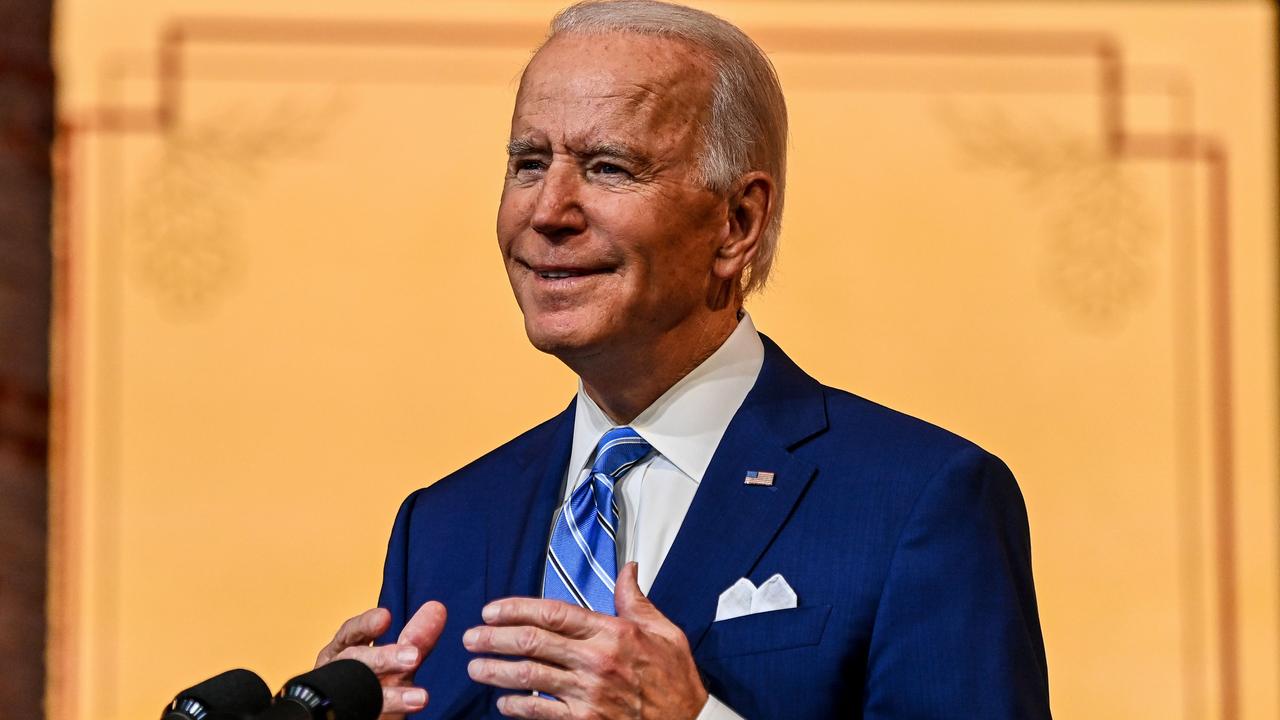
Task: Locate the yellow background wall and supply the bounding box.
[50,1,1277,718]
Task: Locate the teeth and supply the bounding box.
[539,271,578,279]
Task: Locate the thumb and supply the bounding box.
[614,562,659,622]
[399,600,447,655]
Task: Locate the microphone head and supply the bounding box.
[281,660,382,720]
[162,668,272,720]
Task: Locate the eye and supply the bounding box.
[509,158,547,179]
[591,162,631,178]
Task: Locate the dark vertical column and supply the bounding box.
[0,0,53,717]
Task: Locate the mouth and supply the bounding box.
[521,261,615,281]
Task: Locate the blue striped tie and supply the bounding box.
[543,427,653,616]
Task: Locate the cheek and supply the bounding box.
[637,218,720,287]
[495,190,530,251]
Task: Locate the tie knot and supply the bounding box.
[591,427,653,480]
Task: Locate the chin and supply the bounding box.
[522,311,610,360]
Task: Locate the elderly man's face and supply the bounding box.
[497,32,728,361]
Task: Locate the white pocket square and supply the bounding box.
[714,573,798,621]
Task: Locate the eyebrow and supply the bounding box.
[506,138,544,156]
[576,142,644,163]
[506,138,646,164]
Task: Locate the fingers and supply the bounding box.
[336,643,423,677]
[481,598,601,639]
[467,657,573,695]
[381,685,429,715]
[399,600,447,654]
[316,608,391,667]
[315,603,444,717]
[495,693,570,719]
[462,624,580,668]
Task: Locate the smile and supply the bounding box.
[538,270,591,279]
[522,262,615,281]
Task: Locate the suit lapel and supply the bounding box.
[647,335,828,650]
[481,337,826,650]
[485,401,575,602]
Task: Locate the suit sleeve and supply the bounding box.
[376,489,423,646]
[863,447,1051,719]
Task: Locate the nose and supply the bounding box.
[530,162,587,241]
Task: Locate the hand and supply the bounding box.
[316,602,447,719]
[463,562,708,719]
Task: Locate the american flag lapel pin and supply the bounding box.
[744,470,775,487]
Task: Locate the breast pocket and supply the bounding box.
[697,604,832,660]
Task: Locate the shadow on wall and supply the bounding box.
[0,0,54,717]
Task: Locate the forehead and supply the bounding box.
[512,32,714,144]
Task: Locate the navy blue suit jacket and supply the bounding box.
[377,337,1051,718]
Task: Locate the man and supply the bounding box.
[316,1,1051,718]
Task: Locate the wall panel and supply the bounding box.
[52,2,1278,718]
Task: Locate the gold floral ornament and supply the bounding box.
[129,98,339,318]
[937,104,1158,333]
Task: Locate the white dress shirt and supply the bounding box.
[558,314,763,720]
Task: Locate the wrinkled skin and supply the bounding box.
[315,602,446,718]
[497,31,772,423]
[464,563,708,719]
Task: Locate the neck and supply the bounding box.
[573,308,740,424]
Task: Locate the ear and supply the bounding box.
[713,171,775,285]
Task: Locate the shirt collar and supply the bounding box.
[569,313,765,483]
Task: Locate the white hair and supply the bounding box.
[544,0,788,296]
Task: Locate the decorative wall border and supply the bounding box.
[50,15,1242,720]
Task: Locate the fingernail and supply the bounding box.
[404,689,426,707]
[397,647,418,664]
[462,628,479,646]
[482,604,498,622]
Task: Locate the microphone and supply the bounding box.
[252,659,382,720]
[161,668,272,720]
